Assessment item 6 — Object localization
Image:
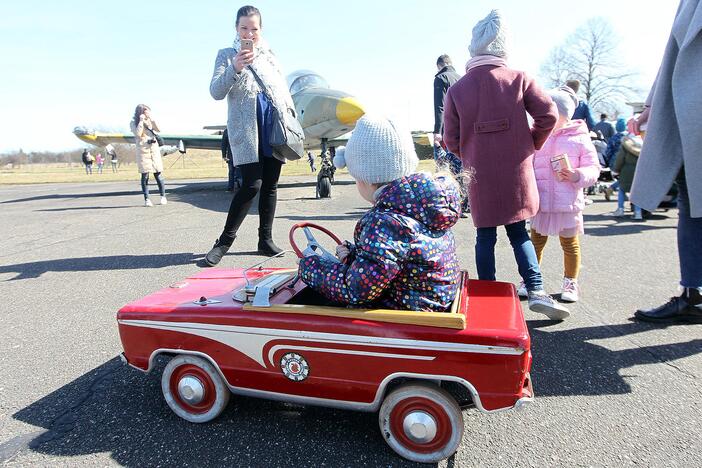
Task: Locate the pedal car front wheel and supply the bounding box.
[161,355,230,423]
[379,382,464,463]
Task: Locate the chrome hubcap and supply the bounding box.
[402,411,437,444]
[178,375,205,405]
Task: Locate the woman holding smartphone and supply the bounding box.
[205,4,296,266]
[130,104,166,206]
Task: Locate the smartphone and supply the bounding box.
[240,39,254,51]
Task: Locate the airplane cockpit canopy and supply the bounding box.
[287,70,330,95]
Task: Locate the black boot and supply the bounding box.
[634,288,702,324]
[257,228,282,257]
[204,238,233,267]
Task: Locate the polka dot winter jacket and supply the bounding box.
[299,173,462,312]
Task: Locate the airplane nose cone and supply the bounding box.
[336,97,365,126]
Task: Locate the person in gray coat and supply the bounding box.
[205,5,295,266]
[632,0,702,324]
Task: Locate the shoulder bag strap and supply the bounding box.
[247,65,290,114]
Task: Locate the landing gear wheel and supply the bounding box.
[161,354,230,423]
[318,177,332,198]
[379,382,464,463]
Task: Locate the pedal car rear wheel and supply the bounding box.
[379,382,463,463]
[161,355,230,423]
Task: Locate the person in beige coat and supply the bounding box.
[130,104,166,207]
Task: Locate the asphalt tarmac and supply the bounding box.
[0,176,700,467]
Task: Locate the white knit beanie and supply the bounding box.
[333,115,418,184]
[549,88,578,120]
[468,10,508,58]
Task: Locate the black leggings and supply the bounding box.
[220,157,283,244]
[141,172,165,199]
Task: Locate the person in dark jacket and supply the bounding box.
[299,115,462,312]
[433,54,461,141]
[565,79,595,130]
[593,113,615,142]
[610,135,643,220]
[221,128,242,192]
[604,118,628,168]
[81,149,93,175]
[433,54,468,214]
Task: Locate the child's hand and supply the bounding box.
[336,242,352,262]
[558,168,580,182]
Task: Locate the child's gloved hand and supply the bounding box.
[335,241,353,262]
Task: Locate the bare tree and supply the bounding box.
[540,18,640,114]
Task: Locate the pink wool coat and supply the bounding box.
[443,65,557,228]
[533,120,601,213]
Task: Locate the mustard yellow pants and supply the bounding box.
[530,230,581,279]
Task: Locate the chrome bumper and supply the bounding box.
[514,373,534,411]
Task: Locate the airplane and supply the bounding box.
[73,70,366,157]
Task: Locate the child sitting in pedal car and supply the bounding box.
[298,115,463,312]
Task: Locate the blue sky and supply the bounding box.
[0,1,677,152]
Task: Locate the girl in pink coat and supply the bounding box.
[526,88,601,303]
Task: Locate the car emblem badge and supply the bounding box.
[280,353,309,381]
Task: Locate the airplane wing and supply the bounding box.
[74,127,348,152]
[73,128,222,150]
[75,126,435,157]
[412,131,433,147]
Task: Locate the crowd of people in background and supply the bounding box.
[80,146,119,174]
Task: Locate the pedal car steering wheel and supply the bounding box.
[289,222,343,262]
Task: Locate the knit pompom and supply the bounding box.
[333,146,347,169]
[469,9,508,58]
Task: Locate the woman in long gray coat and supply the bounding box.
[632,0,702,323]
[205,5,295,266]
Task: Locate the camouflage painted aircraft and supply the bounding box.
[73,70,365,156]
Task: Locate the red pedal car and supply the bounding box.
[117,223,533,463]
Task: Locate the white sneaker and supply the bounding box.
[584,198,594,206]
[160,196,168,205]
[528,290,570,320]
[144,198,153,207]
[561,277,579,302]
[633,212,643,221]
[608,207,625,217]
[516,281,527,298]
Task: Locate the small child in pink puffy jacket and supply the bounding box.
[525,88,601,304]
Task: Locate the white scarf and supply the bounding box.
[232,36,293,110]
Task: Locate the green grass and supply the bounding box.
[0,149,437,185]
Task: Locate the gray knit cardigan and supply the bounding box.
[209,47,290,166]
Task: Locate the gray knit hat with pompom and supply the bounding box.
[469,9,508,58]
[333,115,418,184]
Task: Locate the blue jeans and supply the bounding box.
[141,172,165,199]
[677,169,702,288]
[476,220,544,292]
[617,187,642,216]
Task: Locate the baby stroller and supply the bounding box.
[588,133,613,197]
